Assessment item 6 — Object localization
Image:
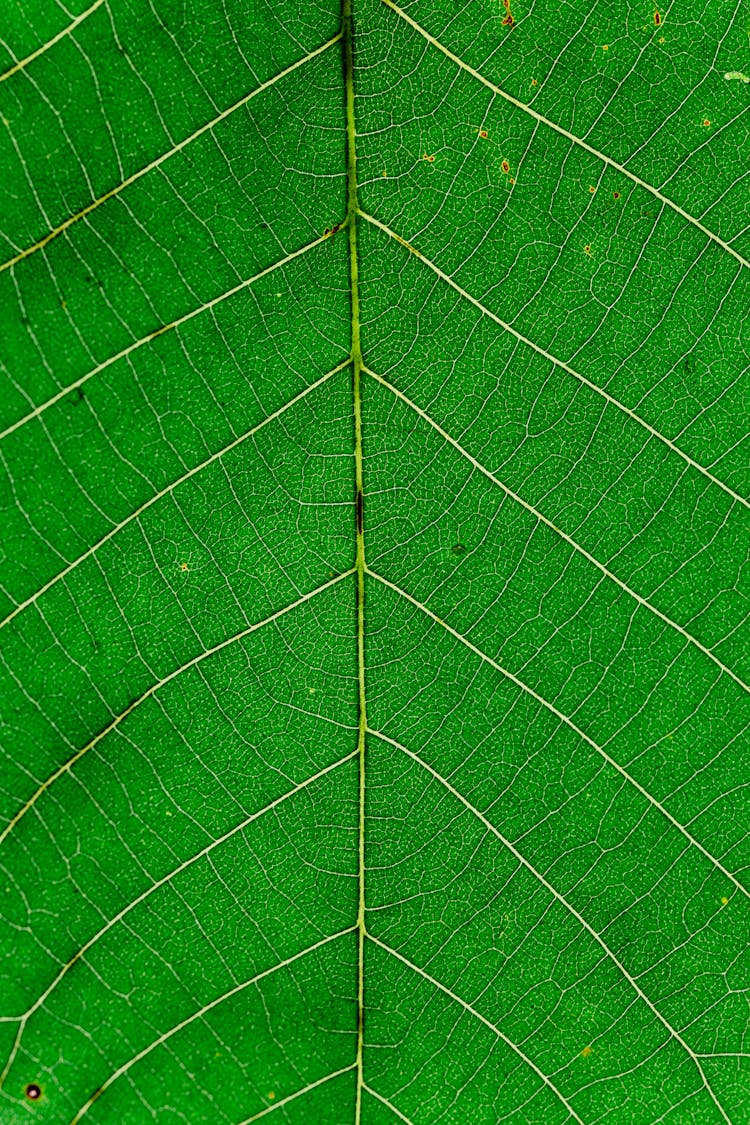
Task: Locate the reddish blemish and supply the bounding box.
[479,129,488,138]
[613,191,621,199]
[654,10,661,24]
[501,159,510,173]
[502,0,514,27]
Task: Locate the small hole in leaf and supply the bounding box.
[25,1084,41,1101]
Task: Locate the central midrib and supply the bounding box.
[342,0,369,1121]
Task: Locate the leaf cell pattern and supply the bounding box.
[0,0,748,1122]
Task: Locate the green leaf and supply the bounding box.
[0,0,748,1121]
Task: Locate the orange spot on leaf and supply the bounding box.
[501,159,510,173]
[581,1046,593,1058]
[502,0,514,26]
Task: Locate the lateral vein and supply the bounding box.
[365,366,749,693]
[368,933,586,1124]
[237,1065,358,1124]
[0,233,329,443]
[358,210,748,511]
[362,1084,416,1124]
[366,568,750,906]
[0,0,105,85]
[0,569,354,849]
[0,33,342,272]
[380,0,750,272]
[0,361,350,631]
[15,751,358,1027]
[369,726,735,1118]
[67,929,356,1124]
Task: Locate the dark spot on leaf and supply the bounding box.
[25,1084,41,1100]
[653,10,661,25]
[613,191,620,199]
[451,543,467,555]
[501,159,510,174]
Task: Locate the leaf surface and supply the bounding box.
[0,0,748,1122]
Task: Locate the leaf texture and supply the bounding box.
[0,0,748,1122]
